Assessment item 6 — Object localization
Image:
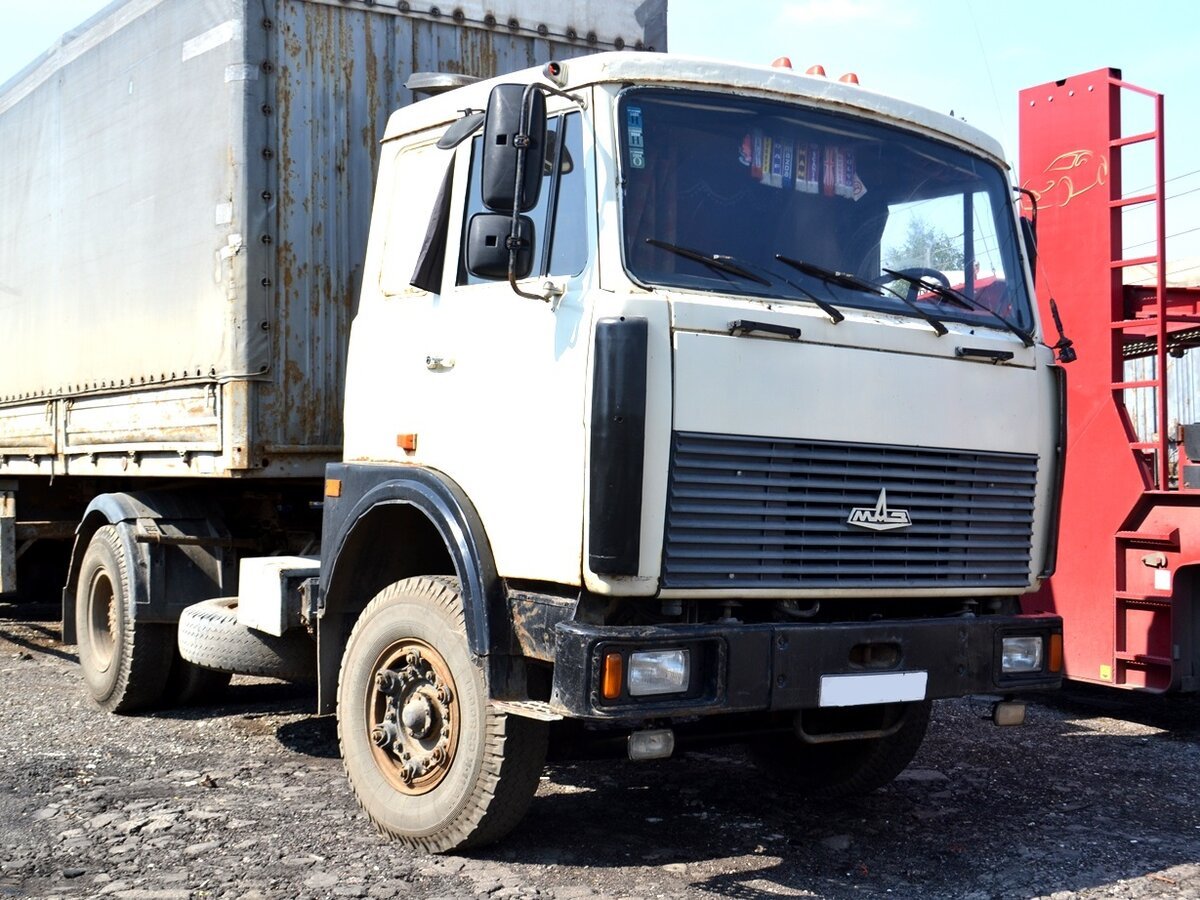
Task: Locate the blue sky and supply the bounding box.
[3,0,1197,270]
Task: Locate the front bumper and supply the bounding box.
[549,613,1062,720]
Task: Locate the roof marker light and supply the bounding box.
[771,56,793,69]
[839,72,860,85]
[806,64,826,77]
[543,60,567,87]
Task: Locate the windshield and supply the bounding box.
[619,89,1034,331]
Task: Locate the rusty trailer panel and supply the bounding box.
[0,0,663,479]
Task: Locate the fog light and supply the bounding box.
[627,649,690,696]
[1001,636,1044,673]
[992,700,1027,726]
[628,728,675,760]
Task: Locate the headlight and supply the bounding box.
[627,649,690,696]
[1001,636,1044,673]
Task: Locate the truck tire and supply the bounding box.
[751,700,933,799]
[76,525,174,713]
[177,597,315,681]
[338,576,548,852]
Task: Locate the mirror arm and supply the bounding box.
[505,83,586,301]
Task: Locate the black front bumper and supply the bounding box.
[549,613,1062,720]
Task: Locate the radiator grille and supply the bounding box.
[662,432,1037,589]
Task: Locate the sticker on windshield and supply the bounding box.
[824,146,867,200]
[795,142,820,193]
[627,106,645,169]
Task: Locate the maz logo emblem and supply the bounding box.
[847,489,912,532]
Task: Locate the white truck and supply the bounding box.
[1,0,1064,852]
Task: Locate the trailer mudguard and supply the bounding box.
[61,492,234,643]
[316,463,510,715]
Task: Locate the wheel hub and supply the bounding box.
[368,641,458,795]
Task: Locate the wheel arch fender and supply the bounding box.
[317,464,510,715]
[62,495,153,644]
[62,491,233,643]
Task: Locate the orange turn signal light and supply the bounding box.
[325,478,342,498]
[1048,633,1064,673]
[396,433,418,452]
[601,652,624,700]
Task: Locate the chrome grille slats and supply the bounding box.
[662,432,1037,589]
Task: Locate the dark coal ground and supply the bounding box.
[3,602,1199,900]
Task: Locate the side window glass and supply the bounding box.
[380,139,450,297]
[458,112,588,285]
[547,113,588,276]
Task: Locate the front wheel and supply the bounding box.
[750,700,932,799]
[337,576,548,852]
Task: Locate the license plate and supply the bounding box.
[819,671,928,707]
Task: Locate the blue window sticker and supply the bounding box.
[627,106,645,169]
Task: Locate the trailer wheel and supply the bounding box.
[164,649,233,706]
[750,700,932,799]
[75,525,173,713]
[338,576,548,852]
[177,597,314,682]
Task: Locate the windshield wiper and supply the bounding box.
[643,240,846,324]
[778,254,948,337]
[882,268,1034,347]
[646,239,770,286]
[775,254,883,296]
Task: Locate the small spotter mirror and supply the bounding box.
[437,112,485,150]
[466,213,535,281]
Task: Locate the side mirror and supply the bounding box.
[481,83,546,213]
[1020,215,1038,285]
[465,213,534,280]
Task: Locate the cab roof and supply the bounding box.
[383,52,1009,168]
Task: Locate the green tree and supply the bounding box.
[885,217,963,270]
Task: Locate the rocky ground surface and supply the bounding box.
[2,603,1199,900]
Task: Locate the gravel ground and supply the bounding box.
[2,602,1199,900]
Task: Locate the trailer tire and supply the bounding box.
[751,700,932,800]
[76,525,174,713]
[164,649,233,706]
[177,597,314,682]
[338,576,548,853]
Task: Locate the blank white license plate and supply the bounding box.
[819,671,928,707]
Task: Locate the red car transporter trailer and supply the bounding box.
[1019,68,1200,692]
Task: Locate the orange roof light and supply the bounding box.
[839,72,860,85]
[806,64,826,77]
[771,56,793,69]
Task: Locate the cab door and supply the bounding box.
[426,106,597,585]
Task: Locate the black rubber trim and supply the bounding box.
[954,346,1015,362]
[1040,364,1067,578]
[320,463,504,659]
[588,317,648,575]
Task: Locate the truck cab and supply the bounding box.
[313,54,1064,850]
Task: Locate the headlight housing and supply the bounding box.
[627,649,690,696]
[1001,635,1044,673]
